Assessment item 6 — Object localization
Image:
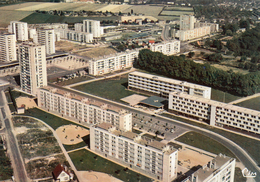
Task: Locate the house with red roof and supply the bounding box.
[52,164,72,182]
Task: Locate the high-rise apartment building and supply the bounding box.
[18,43,47,96]
[180,15,196,31]
[8,21,28,41]
[90,123,178,182]
[0,33,17,62]
[83,20,102,38]
[150,40,180,55]
[37,29,55,55]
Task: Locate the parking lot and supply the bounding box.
[132,112,189,140]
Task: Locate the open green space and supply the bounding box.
[0,149,13,180]
[162,113,260,165]
[235,96,260,111]
[73,75,143,102]
[176,132,237,159]
[69,149,152,182]
[211,88,242,103]
[23,108,87,130]
[63,141,87,152]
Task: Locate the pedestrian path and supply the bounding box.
[229,93,260,105]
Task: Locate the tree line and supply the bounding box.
[134,49,260,96]
[227,24,260,57]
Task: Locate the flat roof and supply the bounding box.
[129,71,211,91]
[41,85,127,114]
[139,96,167,108]
[171,91,260,116]
[0,79,9,87]
[121,94,147,106]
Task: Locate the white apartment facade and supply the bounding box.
[90,123,178,182]
[38,86,132,131]
[19,43,47,96]
[37,29,55,55]
[66,30,93,43]
[169,91,260,135]
[0,33,17,62]
[8,21,28,41]
[178,26,211,41]
[128,71,211,99]
[89,49,140,76]
[180,15,196,30]
[150,40,180,56]
[83,20,103,38]
[183,154,236,182]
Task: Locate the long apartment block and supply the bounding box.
[38,86,132,131]
[90,123,178,182]
[88,49,140,76]
[169,91,260,135]
[128,71,211,99]
[182,154,235,182]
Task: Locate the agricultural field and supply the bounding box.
[0,10,32,26]
[160,10,193,16]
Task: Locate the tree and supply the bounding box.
[188,51,195,58]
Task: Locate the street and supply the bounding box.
[0,88,28,182]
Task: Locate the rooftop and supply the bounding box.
[41,85,128,114]
[93,123,177,154]
[139,96,167,108]
[129,71,211,91]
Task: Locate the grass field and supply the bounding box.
[0,10,33,26]
[235,96,260,111]
[73,75,141,102]
[63,141,87,152]
[23,108,86,130]
[211,88,242,103]
[176,131,237,159]
[160,10,193,16]
[0,149,13,180]
[69,149,152,182]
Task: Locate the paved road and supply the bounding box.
[49,84,259,181]
[0,90,28,182]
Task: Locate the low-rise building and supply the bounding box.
[66,30,93,43]
[128,71,211,99]
[150,40,180,55]
[169,91,260,135]
[182,153,236,182]
[90,123,178,182]
[88,49,140,76]
[38,86,132,131]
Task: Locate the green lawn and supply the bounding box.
[235,96,260,111]
[211,88,242,103]
[23,108,88,130]
[73,75,142,102]
[63,141,87,152]
[176,132,237,159]
[162,113,260,165]
[69,149,152,182]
